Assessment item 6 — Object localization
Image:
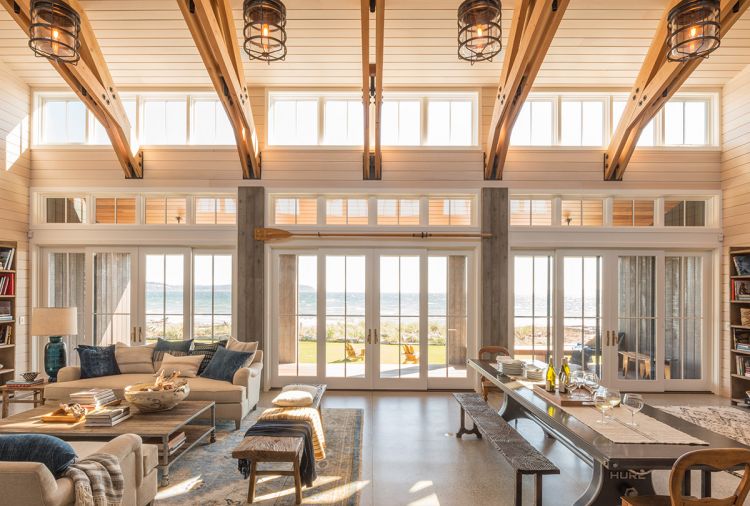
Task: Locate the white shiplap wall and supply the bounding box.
[721,65,750,396]
[0,60,30,372]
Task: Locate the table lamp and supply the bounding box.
[31,307,77,383]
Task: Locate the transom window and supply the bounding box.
[95,197,137,224]
[191,99,234,145]
[141,98,187,145]
[195,197,237,225]
[561,199,604,227]
[560,99,605,146]
[511,100,554,146]
[273,197,318,225]
[145,196,188,225]
[41,98,86,144]
[613,199,655,227]
[510,199,552,226]
[46,197,87,224]
[377,199,420,225]
[325,198,368,225]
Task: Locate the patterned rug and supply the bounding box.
[657,405,750,446]
[155,408,364,505]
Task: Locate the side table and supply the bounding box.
[1,383,46,418]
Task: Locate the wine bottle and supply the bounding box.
[558,357,571,394]
[545,358,556,392]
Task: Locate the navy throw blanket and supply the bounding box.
[238,420,317,487]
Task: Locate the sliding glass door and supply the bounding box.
[272,248,475,390]
[512,250,711,392]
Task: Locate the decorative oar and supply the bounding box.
[254,227,492,241]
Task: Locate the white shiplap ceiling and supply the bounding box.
[0,0,748,88]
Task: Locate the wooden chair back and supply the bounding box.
[669,449,750,506]
[478,346,510,362]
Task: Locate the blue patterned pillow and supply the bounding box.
[152,339,194,366]
[200,346,252,382]
[191,340,227,375]
[0,434,77,478]
[76,345,119,379]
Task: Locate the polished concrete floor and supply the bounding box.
[6,390,746,505]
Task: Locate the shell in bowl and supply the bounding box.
[124,382,190,413]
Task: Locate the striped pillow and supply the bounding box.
[155,353,204,378]
[115,343,155,374]
[191,340,227,375]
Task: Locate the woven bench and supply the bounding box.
[454,392,559,506]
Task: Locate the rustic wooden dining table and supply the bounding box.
[469,358,749,505]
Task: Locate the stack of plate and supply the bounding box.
[525,367,544,381]
[499,359,524,376]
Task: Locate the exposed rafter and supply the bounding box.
[484,0,569,180]
[1,0,142,179]
[361,0,384,180]
[605,0,750,181]
[178,0,261,180]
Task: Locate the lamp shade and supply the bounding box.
[31,307,78,336]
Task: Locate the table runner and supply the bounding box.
[501,369,707,445]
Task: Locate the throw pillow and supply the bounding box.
[226,337,259,363]
[272,390,314,407]
[76,345,119,379]
[152,339,194,368]
[282,384,321,399]
[201,346,252,382]
[0,434,77,478]
[154,353,204,378]
[191,340,227,375]
[115,343,155,374]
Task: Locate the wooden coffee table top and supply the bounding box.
[0,400,215,438]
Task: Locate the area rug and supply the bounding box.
[155,407,364,505]
[657,405,750,446]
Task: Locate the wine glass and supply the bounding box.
[622,393,644,427]
[593,387,612,424]
[583,372,600,394]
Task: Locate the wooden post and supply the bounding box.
[238,187,265,347]
[447,255,467,366]
[278,254,297,363]
[481,188,509,348]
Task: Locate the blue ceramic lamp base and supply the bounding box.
[44,336,67,383]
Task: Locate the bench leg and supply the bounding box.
[293,458,303,504]
[455,406,481,439]
[514,472,522,506]
[247,461,257,504]
[535,474,542,506]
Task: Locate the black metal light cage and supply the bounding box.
[457,0,502,64]
[29,0,81,64]
[243,0,287,63]
[667,0,720,62]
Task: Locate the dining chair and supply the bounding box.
[621,448,750,506]
[478,346,510,401]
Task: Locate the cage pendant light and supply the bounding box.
[457,0,502,64]
[243,0,287,63]
[667,0,721,62]
[29,0,81,64]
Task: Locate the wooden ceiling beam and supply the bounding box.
[0,0,142,179]
[178,0,261,180]
[605,0,750,181]
[361,0,384,181]
[484,0,569,180]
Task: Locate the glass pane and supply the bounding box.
[143,100,167,145]
[297,198,318,225]
[511,102,531,145]
[561,101,582,146]
[145,197,166,224]
[684,101,706,145]
[296,100,318,145]
[513,255,553,363]
[582,200,603,226]
[427,101,450,145]
[510,199,530,226]
[166,101,187,144]
[67,101,86,144]
[617,255,656,381]
[399,101,421,145]
[216,198,236,224]
[195,197,217,224]
[347,199,368,225]
[192,100,216,144]
[664,101,684,145]
[685,201,705,226]
[166,198,187,225]
[325,199,346,225]
[96,198,117,224]
[46,198,66,223]
[48,252,86,362]
[116,198,136,224]
[450,101,472,146]
[193,255,213,315]
[279,254,316,377]
[613,200,633,227]
[93,252,131,346]
[581,101,604,146]
[274,198,297,225]
[530,101,554,145]
[561,200,582,226]
[43,100,67,144]
[213,255,232,315]
[531,200,552,226]
[633,200,654,226]
[66,198,86,224]
[380,256,421,379]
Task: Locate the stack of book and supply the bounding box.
[0,301,12,322]
[0,247,14,270]
[0,273,13,296]
[157,432,187,458]
[736,356,750,377]
[70,389,117,408]
[85,406,131,427]
[5,378,44,388]
[0,326,13,345]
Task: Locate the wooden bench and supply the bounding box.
[454,392,559,506]
[232,435,305,504]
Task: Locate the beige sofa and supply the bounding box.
[45,351,263,429]
[0,434,157,506]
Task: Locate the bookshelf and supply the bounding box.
[0,240,16,388]
[729,247,750,408]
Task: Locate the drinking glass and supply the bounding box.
[593,388,612,424]
[622,393,644,427]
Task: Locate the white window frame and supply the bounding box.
[189,95,235,146]
[510,95,557,146]
[139,94,190,147]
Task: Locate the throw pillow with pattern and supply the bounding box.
[191,340,228,375]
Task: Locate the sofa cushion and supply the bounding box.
[0,434,77,478]
[45,374,246,404]
[115,343,155,374]
[226,338,259,363]
[201,346,252,382]
[155,353,203,378]
[272,389,314,407]
[77,345,120,379]
[191,340,227,375]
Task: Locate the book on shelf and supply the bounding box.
[70,389,117,408]
[0,301,11,320]
[738,356,750,376]
[154,432,187,457]
[0,247,14,271]
[84,406,131,427]
[0,325,12,345]
[0,273,14,296]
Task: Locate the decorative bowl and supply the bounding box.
[124,382,190,413]
[22,372,40,382]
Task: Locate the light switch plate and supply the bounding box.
[19,316,26,325]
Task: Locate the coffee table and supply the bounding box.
[0,400,216,486]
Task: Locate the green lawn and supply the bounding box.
[296,341,449,365]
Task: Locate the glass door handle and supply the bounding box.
[367,329,372,344]
[605,330,611,347]
[374,329,378,344]
[137,327,143,344]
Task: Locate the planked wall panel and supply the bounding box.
[0,59,30,372]
[720,65,750,397]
